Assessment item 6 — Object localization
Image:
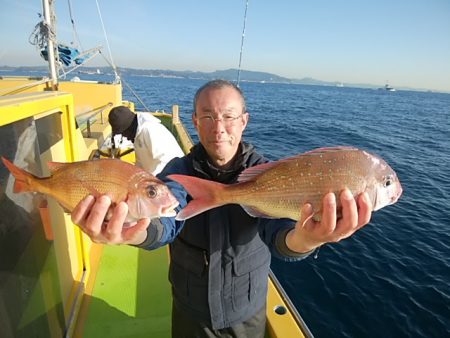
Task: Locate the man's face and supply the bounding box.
[193,86,249,168]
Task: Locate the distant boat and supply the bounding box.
[382,83,396,91]
[78,68,102,75]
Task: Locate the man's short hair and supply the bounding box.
[193,79,246,115]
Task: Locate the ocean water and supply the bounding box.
[119,76,450,338]
[3,72,449,337]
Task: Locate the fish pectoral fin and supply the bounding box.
[60,206,72,214]
[82,183,102,198]
[175,199,214,221]
[241,205,277,219]
[163,209,177,217]
[54,199,74,214]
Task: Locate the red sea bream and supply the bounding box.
[169,146,402,221]
[2,157,179,223]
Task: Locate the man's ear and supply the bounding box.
[192,112,199,129]
[241,111,249,130]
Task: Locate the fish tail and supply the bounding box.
[1,157,37,193]
[168,174,228,220]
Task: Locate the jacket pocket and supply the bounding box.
[169,239,209,309]
[231,245,270,311]
[170,237,207,276]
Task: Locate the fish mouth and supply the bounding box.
[161,200,180,217]
[391,183,403,204]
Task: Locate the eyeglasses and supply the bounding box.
[195,113,244,127]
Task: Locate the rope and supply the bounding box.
[67,0,83,50]
[29,1,63,78]
[29,18,55,51]
[122,79,151,112]
[95,0,120,82]
[236,0,249,87]
[97,51,150,111]
[27,1,147,112]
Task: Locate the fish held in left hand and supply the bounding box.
[1,157,179,223]
[169,146,402,221]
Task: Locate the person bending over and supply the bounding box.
[108,106,184,175]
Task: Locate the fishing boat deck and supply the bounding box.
[74,244,309,338]
[74,245,173,337]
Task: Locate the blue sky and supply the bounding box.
[1,0,449,92]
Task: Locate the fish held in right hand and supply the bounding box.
[169,146,402,221]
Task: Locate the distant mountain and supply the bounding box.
[1,65,440,92]
[117,67,292,83]
[0,65,336,86]
[0,65,48,73]
[117,67,344,86]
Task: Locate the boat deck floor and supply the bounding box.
[75,244,172,338]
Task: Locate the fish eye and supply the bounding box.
[384,175,393,187]
[147,185,158,198]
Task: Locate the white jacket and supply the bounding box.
[134,112,184,175]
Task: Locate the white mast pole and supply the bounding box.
[43,0,58,88]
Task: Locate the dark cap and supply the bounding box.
[108,106,136,135]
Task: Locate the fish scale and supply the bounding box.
[43,162,134,210]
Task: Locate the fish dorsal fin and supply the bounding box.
[238,161,281,183]
[303,146,358,155]
[47,161,69,174]
[238,156,303,183]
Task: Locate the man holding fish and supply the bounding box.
[70,80,401,337]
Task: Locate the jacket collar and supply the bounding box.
[191,142,257,183]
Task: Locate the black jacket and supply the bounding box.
[140,142,308,329]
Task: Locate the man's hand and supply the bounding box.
[286,189,372,253]
[71,195,150,245]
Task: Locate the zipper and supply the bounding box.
[176,236,209,269]
[203,250,209,267]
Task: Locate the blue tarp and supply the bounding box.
[40,44,88,66]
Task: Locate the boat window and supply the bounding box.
[0,115,65,337]
[35,113,64,155]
